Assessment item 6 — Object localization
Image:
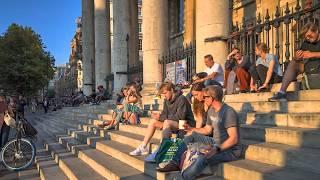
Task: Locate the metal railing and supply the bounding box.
[228,1,320,71]
[128,61,143,83]
[159,42,196,83]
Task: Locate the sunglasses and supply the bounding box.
[203,95,212,99]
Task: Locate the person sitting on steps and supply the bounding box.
[129,82,196,156]
[190,83,211,128]
[156,85,242,180]
[225,47,251,93]
[269,22,320,101]
[193,54,224,87]
[99,82,142,129]
[249,43,283,92]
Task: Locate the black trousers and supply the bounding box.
[249,64,282,85]
[0,123,11,148]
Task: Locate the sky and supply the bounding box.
[0,0,81,66]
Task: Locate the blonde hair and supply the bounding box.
[256,43,269,53]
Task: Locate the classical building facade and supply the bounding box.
[54,18,83,97]
[81,0,319,96]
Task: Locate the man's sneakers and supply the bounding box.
[129,144,149,156]
[268,92,287,102]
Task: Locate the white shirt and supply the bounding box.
[204,63,224,86]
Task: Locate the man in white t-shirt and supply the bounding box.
[194,54,224,86]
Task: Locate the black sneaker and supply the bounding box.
[268,92,287,102]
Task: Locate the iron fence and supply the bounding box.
[228,1,320,71]
[159,42,196,83]
[128,61,143,83]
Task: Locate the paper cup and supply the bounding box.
[179,120,187,130]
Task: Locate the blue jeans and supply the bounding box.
[181,149,238,180]
[171,132,240,180]
[204,79,223,87]
[172,132,217,165]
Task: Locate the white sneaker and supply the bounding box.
[129,144,148,156]
[144,149,158,162]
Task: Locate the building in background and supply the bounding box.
[81,0,319,98]
[53,18,83,97]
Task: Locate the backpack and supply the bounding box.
[304,60,320,74]
[303,73,320,89]
[155,138,183,164]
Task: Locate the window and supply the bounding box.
[138,7,142,16]
[138,23,142,33]
[178,0,184,32]
[138,39,142,50]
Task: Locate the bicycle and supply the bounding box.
[1,113,36,171]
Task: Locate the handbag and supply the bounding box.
[180,142,216,173]
[23,118,38,137]
[303,73,320,90]
[4,111,16,128]
[155,137,183,164]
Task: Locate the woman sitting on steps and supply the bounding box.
[99,83,142,130]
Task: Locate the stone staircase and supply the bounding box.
[33,86,320,180]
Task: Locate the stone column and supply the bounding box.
[81,0,95,95]
[112,0,130,93]
[196,0,230,72]
[142,0,168,93]
[129,0,139,68]
[183,0,195,44]
[94,0,111,89]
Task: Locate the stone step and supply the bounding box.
[57,136,92,154]
[108,131,160,152]
[240,124,320,148]
[95,140,183,180]
[224,89,320,103]
[78,123,109,137]
[80,123,98,133]
[244,141,320,173]
[221,159,320,180]
[78,149,154,180]
[67,129,105,147]
[36,156,68,180]
[246,112,320,128]
[119,124,162,140]
[56,134,153,179]
[59,157,106,180]
[45,142,105,180]
[95,140,319,180]
[229,101,320,113]
[94,115,152,126]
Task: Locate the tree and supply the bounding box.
[0,23,55,96]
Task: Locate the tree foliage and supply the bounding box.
[0,23,55,96]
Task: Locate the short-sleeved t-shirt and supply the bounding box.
[300,40,320,73]
[256,53,283,77]
[206,104,241,150]
[204,63,224,86]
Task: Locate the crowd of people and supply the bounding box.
[0,22,318,178]
[95,22,320,179]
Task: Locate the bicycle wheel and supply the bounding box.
[1,138,36,171]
